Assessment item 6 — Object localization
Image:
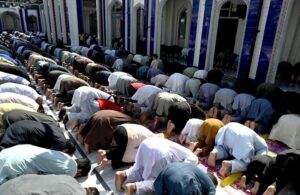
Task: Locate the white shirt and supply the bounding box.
[0,92,39,110]
[164,73,189,95]
[0,82,39,100]
[0,71,30,85]
[125,137,198,194]
[150,74,169,87]
[53,74,73,91]
[181,118,204,143]
[107,72,132,89]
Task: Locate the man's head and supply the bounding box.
[85,187,100,195]
[63,139,76,155]
[37,105,45,113]
[36,96,43,105]
[207,172,218,187]
[75,158,91,178]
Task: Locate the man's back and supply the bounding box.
[0,144,77,185]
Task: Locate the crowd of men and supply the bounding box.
[0,30,299,195]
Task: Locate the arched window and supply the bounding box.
[178,10,187,39]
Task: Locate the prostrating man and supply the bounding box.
[78,110,134,153]
[0,103,37,131]
[0,82,43,104]
[0,71,30,85]
[154,162,217,195]
[208,122,268,177]
[97,124,156,169]
[0,144,82,185]
[0,174,100,195]
[2,109,57,129]
[115,137,198,195]
[0,92,39,110]
[0,120,75,155]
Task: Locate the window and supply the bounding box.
[178,10,187,39]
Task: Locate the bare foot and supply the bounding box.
[98,158,111,170]
[263,185,276,195]
[194,148,203,156]
[208,151,217,167]
[152,116,161,130]
[166,120,175,135]
[84,143,92,153]
[244,120,251,128]
[77,133,84,144]
[219,160,232,177]
[97,149,106,164]
[126,102,133,112]
[250,181,260,195]
[239,175,247,189]
[69,118,80,131]
[188,141,197,151]
[115,171,127,192]
[125,183,137,195]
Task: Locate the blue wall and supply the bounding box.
[76,0,83,34]
[127,0,131,51]
[142,0,148,55]
[187,0,200,67]
[150,0,156,56]
[237,0,261,80]
[198,0,212,69]
[255,0,283,84]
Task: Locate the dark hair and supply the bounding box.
[65,139,76,155]
[207,172,218,187]
[153,54,158,59]
[190,104,206,120]
[75,158,91,177]
[37,105,44,113]
[85,187,100,195]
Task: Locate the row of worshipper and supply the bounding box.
[20,31,299,153]
[25,45,297,139]
[7,31,300,153]
[35,41,299,138]
[26,46,300,194]
[8,32,220,195]
[0,34,101,195]
[8,31,298,194]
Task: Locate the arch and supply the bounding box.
[1,11,21,32]
[156,0,192,58]
[28,15,38,32]
[131,2,144,54]
[205,0,249,76]
[107,0,122,48]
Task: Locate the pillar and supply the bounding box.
[66,0,79,46]
[43,0,51,42]
[96,0,102,45]
[48,0,57,43]
[254,0,283,83]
